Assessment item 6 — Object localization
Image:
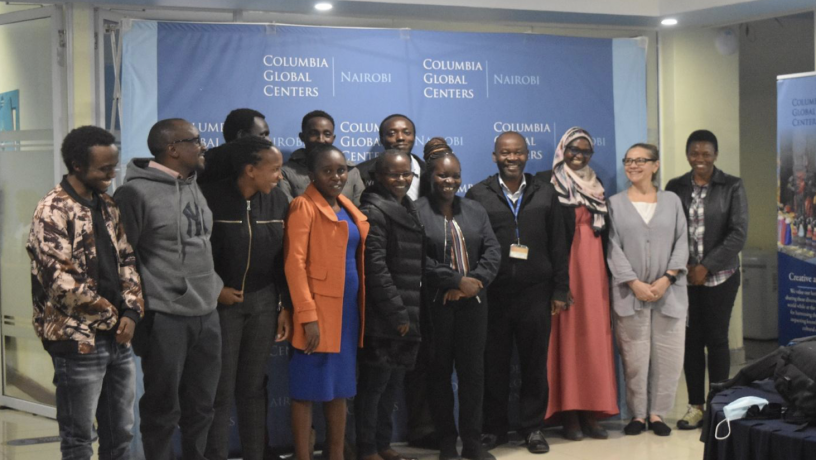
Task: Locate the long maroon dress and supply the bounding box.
[546,206,619,420]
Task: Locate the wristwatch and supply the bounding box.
[663,272,677,284]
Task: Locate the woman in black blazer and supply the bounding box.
[415,150,501,460]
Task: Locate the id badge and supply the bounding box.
[509,244,529,260]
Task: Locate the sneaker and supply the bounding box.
[676,405,704,430]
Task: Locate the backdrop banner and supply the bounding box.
[777,72,816,345]
[121,20,647,456]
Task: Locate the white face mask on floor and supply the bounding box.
[714,396,769,440]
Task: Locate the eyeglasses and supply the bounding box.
[566,146,594,157]
[384,172,415,180]
[168,136,203,146]
[622,158,657,166]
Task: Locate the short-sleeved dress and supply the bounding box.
[289,208,361,401]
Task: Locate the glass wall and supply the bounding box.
[0,10,62,417]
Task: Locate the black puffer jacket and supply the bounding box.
[359,185,425,341]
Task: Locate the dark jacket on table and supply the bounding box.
[466,173,569,302]
[415,196,501,306]
[665,167,749,273]
[536,170,610,261]
[200,178,292,308]
[359,184,425,341]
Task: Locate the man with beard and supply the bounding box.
[115,118,223,460]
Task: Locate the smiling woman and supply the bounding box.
[666,130,748,431]
[284,143,369,460]
[607,143,689,437]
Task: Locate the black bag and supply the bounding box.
[773,336,816,423]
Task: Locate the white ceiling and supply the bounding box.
[57,0,816,28]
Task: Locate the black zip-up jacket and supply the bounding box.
[665,167,749,273]
[200,178,291,308]
[415,196,501,305]
[465,173,569,301]
[359,185,425,341]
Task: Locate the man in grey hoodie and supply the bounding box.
[115,118,224,460]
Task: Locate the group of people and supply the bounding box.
[27,103,748,460]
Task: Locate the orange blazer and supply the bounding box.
[284,184,369,353]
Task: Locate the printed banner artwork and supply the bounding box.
[777,74,816,344]
[122,21,647,196]
[121,20,647,453]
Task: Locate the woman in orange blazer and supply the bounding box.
[285,144,369,460]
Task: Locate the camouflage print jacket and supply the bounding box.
[26,180,144,354]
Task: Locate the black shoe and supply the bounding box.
[648,419,672,436]
[409,433,440,450]
[439,438,459,460]
[461,445,495,460]
[623,419,646,435]
[580,423,608,440]
[525,430,550,454]
[479,433,508,451]
[578,412,608,439]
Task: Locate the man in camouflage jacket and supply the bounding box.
[27,126,143,460]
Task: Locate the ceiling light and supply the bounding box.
[661,18,678,26]
[315,2,333,11]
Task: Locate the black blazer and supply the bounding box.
[415,196,501,305]
[359,185,425,341]
[665,167,748,273]
[467,173,570,301]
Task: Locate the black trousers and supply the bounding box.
[205,286,278,460]
[355,364,405,456]
[684,272,741,405]
[428,294,487,453]
[139,310,222,460]
[404,342,435,443]
[483,284,552,437]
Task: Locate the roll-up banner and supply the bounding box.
[778,72,816,345]
[121,21,647,456]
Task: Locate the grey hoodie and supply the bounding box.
[114,158,223,316]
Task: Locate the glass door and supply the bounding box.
[0,5,66,418]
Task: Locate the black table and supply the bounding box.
[703,379,816,460]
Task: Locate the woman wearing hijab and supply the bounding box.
[536,127,618,441]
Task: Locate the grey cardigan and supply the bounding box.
[607,190,689,319]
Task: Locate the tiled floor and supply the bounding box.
[1,351,771,459]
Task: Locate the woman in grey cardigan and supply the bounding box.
[607,144,689,437]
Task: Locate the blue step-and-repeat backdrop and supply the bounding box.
[121,20,647,457]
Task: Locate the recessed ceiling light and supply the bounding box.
[661,18,678,26]
[315,2,333,11]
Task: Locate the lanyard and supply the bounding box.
[503,189,523,244]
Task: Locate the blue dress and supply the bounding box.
[289,208,361,401]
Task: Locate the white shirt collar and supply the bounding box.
[498,174,527,203]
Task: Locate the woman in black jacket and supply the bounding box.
[416,151,501,460]
[666,130,748,431]
[356,149,425,460]
[200,136,293,460]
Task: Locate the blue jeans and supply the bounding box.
[52,333,136,460]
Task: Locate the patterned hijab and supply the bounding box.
[551,127,607,232]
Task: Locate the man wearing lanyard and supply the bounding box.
[466,131,570,455]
